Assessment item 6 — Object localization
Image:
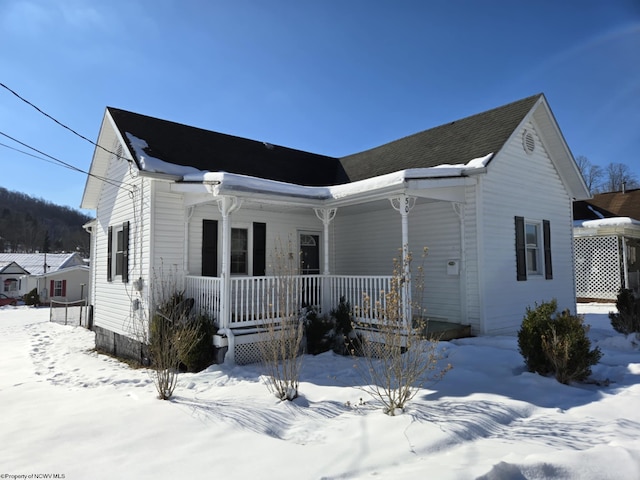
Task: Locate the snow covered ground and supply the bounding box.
[1,303,639,479]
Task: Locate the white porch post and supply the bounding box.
[390,195,416,327]
[217,196,241,338]
[314,208,337,312]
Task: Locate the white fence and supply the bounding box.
[185,274,394,327]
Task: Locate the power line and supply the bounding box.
[0,82,127,161]
[0,131,136,194]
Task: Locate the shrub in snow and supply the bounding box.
[23,288,40,306]
[354,248,451,415]
[258,237,305,401]
[609,288,640,336]
[518,299,602,384]
[178,313,217,372]
[303,305,335,355]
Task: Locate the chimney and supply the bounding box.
[622,181,626,194]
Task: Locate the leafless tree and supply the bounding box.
[602,162,639,193]
[575,155,603,194]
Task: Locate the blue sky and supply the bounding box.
[1,0,639,213]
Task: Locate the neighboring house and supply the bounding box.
[81,93,590,364]
[574,189,640,300]
[0,261,30,298]
[0,253,89,303]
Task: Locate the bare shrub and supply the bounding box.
[145,266,203,400]
[354,248,451,415]
[258,237,305,401]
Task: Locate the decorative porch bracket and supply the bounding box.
[217,196,242,363]
[390,195,416,327]
[314,207,337,313]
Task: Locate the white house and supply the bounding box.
[0,253,89,303]
[81,93,590,364]
[0,261,29,298]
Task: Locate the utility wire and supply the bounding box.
[0,131,136,194]
[0,82,127,161]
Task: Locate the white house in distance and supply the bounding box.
[0,253,89,303]
[81,93,590,364]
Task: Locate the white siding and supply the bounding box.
[92,152,150,339]
[186,203,327,276]
[151,184,186,281]
[479,122,575,334]
[334,201,463,323]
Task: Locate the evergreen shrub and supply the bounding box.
[518,299,602,384]
[23,288,40,306]
[609,288,640,335]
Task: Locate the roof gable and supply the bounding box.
[0,253,85,276]
[339,94,543,181]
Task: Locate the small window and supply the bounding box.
[3,278,18,292]
[108,221,129,283]
[525,222,541,275]
[515,216,552,281]
[231,228,248,274]
[53,280,64,297]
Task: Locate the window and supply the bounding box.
[3,278,18,293]
[50,279,66,298]
[515,216,552,281]
[231,228,248,274]
[53,280,64,297]
[525,222,541,275]
[108,221,129,282]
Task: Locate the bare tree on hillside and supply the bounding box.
[575,155,603,194]
[603,162,639,193]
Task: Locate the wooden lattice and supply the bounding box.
[574,236,621,300]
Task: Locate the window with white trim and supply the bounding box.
[515,216,552,281]
[107,221,129,283]
[525,222,541,275]
[53,280,64,297]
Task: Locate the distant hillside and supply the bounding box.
[0,187,93,255]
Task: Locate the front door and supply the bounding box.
[300,233,320,274]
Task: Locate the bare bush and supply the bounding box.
[354,248,451,415]
[144,266,203,400]
[258,237,305,401]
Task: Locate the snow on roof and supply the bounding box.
[126,133,203,176]
[0,253,85,276]
[179,152,494,200]
[574,217,640,229]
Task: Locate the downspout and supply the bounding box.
[314,208,337,312]
[622,236,629,290]
[216,195,241,364]
[453,202,467,324]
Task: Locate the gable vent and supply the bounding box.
[523,130,535,154]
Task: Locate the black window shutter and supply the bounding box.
[202,220,218,277]
[107,226,113,282]
[122,221,129,283]
[253,222,266,276]
[515,216,527,281]
[543,219,552,280]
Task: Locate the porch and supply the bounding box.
[185,274,471,364]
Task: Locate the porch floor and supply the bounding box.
[423,321,472,341]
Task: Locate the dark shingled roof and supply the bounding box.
[574,189,640,221]
[340,94,543,181]
[107,94,542,185]
[107,107,348,186]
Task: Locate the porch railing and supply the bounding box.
[185,274,394,328]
